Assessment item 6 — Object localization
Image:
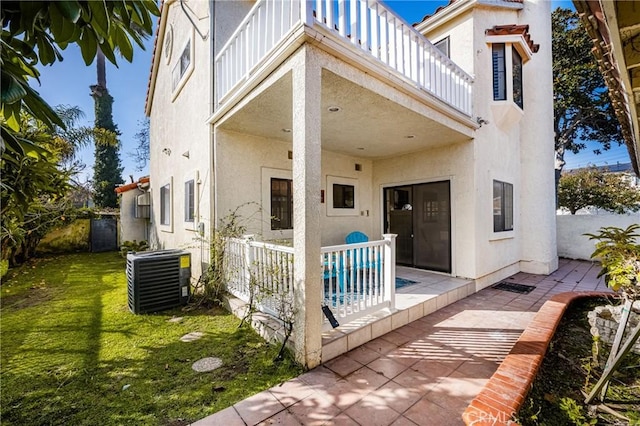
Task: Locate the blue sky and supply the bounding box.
[35,0,629,183]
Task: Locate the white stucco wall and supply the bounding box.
[557,213,640,260]
[148,0,213,277]
[215,128,375,246]
[118,189,148,243]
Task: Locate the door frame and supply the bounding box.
[380,176,456,275]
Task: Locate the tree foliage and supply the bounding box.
[0,1,159,264]
[92,85,123,208]
[1,107,112,265]
[558,167,640,214]
[552,8,622,178]
[131,118,150,172]
[1,1,159,156]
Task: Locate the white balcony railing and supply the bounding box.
[223,234,396,328]
[214,0,473,116]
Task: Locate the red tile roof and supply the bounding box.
[116,177,150,194]
[486,24,540,53]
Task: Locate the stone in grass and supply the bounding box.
[192,357,223,372]
[180,331,204,342]
[168,316,183,323]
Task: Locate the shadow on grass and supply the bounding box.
[1,252,301,426]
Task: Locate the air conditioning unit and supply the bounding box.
[135,193,151,219]
[127,250,191,314]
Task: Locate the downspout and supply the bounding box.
[208,0,216,263]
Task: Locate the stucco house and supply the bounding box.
[145,0,558,368]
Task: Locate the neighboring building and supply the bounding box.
[573,0,640,177]
[115,176,151,244]
[145,0,558,367]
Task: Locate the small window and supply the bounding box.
[332,184,355,209]
[271,178,293,230]
[512,47,523,109]
[172,40,191,90]
[492,43,506,101]
[160,184,171,226]
[493,180,513,232]
[434,36,450,58]
[185,180,195,222]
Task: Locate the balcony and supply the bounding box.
[214,0,473,117]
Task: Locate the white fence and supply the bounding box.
[224,234,397,327]
[225,236,295,316]
[556,213,640,260]
[215,0,473,115]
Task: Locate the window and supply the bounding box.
[172,40,191,90]
[160,184,171,226]
[271,178,293,230]
[332,184,355,209]
[512,47,523,108]
[434,36,450,58]
[493,43,524,108]
[492,44,507,101]
[184,180,195,222]
[493,180,513,232]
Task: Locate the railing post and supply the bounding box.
[382,233,397,309]
[301,0,314,25]
[242,234,255,295]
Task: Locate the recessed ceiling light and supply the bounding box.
[328,106,342,112]
[282,128,292,133]
[405,135,415,139]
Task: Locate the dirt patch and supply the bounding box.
[519,298,640,425]
[1,285,56,310]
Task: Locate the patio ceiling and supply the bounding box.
[218,69,471,159]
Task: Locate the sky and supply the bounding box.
[35,0,629,184]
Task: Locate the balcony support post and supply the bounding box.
[291,47,323,368]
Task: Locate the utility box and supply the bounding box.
[126,250,191,314]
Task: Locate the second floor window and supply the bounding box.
[492,44,507,101]
[172,40,191,90]
[492,43,524,108]
[271,178,293,230]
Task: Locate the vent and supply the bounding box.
[492,282,535,294]
[127,250,191,314]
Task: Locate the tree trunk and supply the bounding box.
[96,49,106,89]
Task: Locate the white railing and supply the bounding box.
[215,0,302,106]
[224,236,295,316]
[321,234,396,326]
[214,0,473,116]
[224,234,397,327]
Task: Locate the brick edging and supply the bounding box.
[462,291,611,426]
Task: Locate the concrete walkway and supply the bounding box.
[193,259,611,426]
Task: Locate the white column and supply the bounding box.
[292,47,323,368]
[383,234,397,309]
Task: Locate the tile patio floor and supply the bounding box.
[193,259,611,426]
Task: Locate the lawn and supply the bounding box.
[1,252,303,426]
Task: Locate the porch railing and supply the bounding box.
[214,0,473,116]
[223,234,396,327]
[224,236,295,316]
[321,234,396,326]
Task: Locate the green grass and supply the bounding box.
[1,252,303,426]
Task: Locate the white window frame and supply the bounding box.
[327,176,359,217]
[160,177,173,232]
[492,179,514,237]
[171,29,195,100]
[261,168,293,240]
